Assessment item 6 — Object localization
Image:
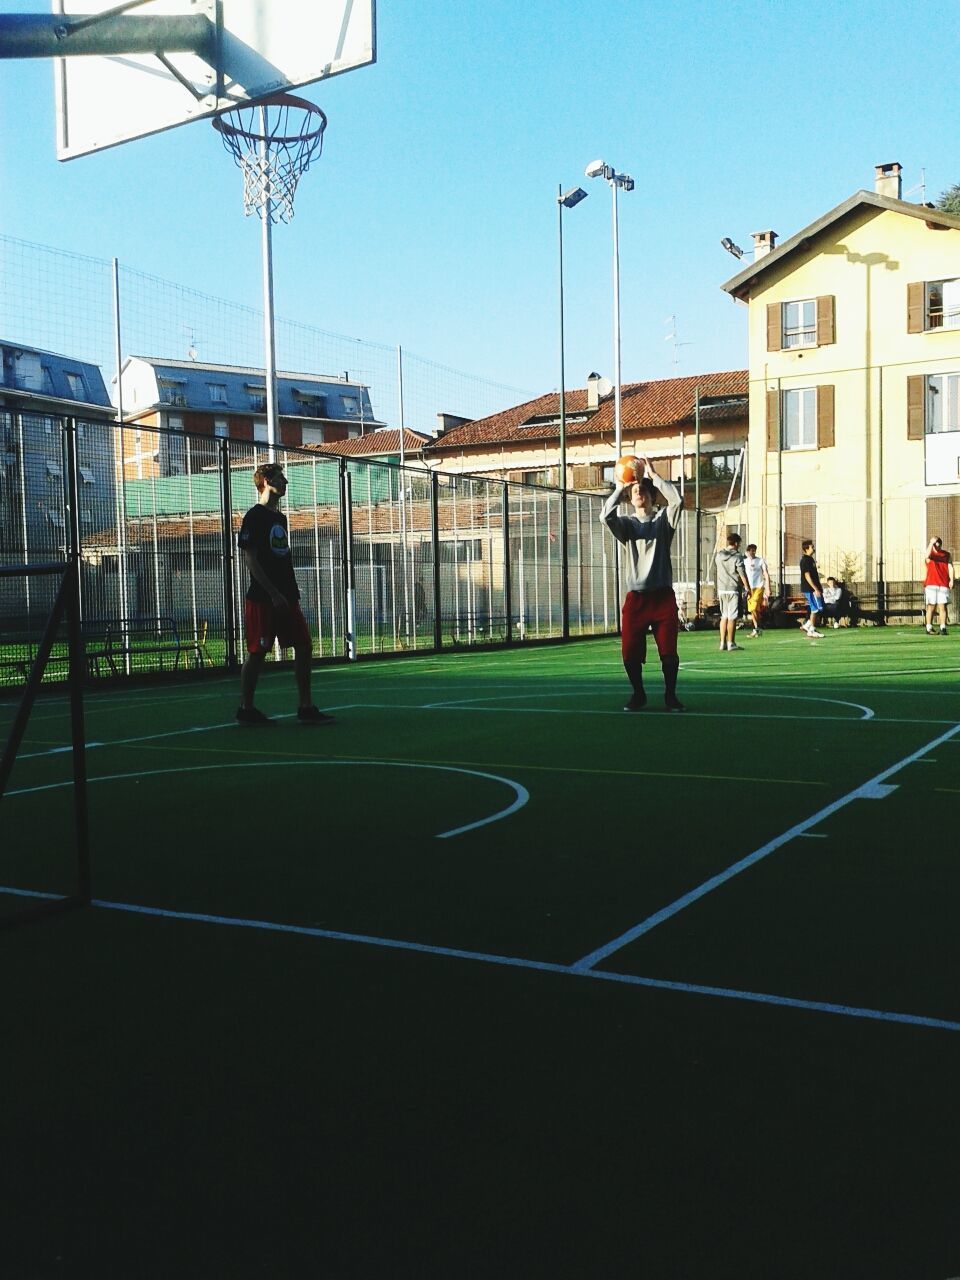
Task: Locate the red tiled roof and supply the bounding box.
[303,428,430,457]
[426,370,748,451]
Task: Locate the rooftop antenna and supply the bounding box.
[184,327,198,361]
[664,315,691,372]
[903,167,926,203]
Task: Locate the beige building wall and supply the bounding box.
[746,207,960,587]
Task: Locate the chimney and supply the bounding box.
[586,371,601,410]
[874,162,902,200]
[752,230,778,259]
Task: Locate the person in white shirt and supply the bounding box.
[743,544,772,637]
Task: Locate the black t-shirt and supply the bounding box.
[799,553,821,593]
[238,504,300,603]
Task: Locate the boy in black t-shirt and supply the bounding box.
[236,462,333,726]
[799,539,824,639]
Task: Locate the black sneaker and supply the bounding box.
[236,706,274,727]
[297,705,335,725]
[664,695,685,712]
[623,691,647,712]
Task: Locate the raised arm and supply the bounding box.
[642,458,682,529]
[599,479,633,544]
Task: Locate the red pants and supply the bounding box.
[244,599,311,654]
[621,587,679,664]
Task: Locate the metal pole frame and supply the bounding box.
[431,470,442,651]
[611,177,623,459]
[694,386,702,618]
[219,436,237,669]
[259,103,280,460]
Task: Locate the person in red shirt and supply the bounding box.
[923,536,954,635]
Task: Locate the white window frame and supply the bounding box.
[783,387,817,450]
[782,299,816,349]
[340,394,361,415]
[253,421,269,444]
[208,383,228,404]
[926,372,960,434]
[925,279,960,331]
[213,418,229,438]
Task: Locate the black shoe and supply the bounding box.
[236,706,274,727]
[664,695,685,712]
[624,691,647,712]
[297,704,336,725]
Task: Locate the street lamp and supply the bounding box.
[557,183,587,641]
[585,159,634,458]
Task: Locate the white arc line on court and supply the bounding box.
[4,759,528,839]
[571,719,960,972]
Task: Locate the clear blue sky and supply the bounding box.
[0,0,953,396]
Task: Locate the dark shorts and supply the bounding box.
[621,587,679,664]
[244,599,311,654]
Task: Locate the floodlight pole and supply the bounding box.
[259,104,280,461]
[557,183,587,640]
[585,161,634,459]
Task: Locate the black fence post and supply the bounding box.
[502,479,512,645]
[431,471,442,651]
[219,437,237,669]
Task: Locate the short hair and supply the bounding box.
[746,544,757,553]
[727,532,741,546]
[802,539,815,552]
[826,576,838,585]
[253,463,284,493]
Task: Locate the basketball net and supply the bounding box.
[213,92,327,224]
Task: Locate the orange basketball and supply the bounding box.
[614,455,641,484]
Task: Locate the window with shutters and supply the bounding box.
[767,296,834,350]
[926,373,960,434]
[783,388,817,449]
[782,300,816,348]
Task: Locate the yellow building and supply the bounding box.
[722,163,960,612]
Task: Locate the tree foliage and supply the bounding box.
[935,184,960,214]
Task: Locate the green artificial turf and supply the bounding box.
[2,629,959,1276]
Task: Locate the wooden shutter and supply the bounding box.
[766,303,782,352]
[766,389,780,451]
[815,295,835,345]
[926,495,960,552]
[907,282,925,334]
[816,384,835,448]
[907,374,925,440]
[784,504,816,579]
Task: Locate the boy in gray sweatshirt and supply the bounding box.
[600,457,684,711]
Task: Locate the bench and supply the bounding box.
[447,614,519,647]
[83,616,205,676]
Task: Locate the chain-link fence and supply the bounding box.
[0,413,621,685]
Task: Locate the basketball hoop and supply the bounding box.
[213,92,327,223]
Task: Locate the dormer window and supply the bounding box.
[208,383,228,404]
[64,371,87,399]
[158,377,187,406]
[245,383,267,412]
[341,394,360,415]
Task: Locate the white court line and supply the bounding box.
[571,719,960,973]
[1,891,955,1034]
[424,688,875,720]
[5,759,528,840]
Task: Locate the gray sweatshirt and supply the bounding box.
[599,473,683,593]
[716,547,746,592]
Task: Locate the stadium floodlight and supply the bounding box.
[584,158,634,455]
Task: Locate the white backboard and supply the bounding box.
[55,0,376,160]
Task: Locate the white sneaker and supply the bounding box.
[727,642,743,650]
[807,628,823,638]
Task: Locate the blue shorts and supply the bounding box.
[804,590,823,612]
